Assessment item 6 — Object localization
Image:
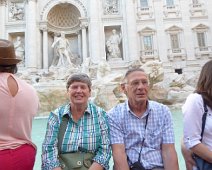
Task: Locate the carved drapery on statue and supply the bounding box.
[105,26,123,61]
[14,36,25,66]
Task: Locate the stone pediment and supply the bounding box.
[139,27,155,34]
[192,23,209,31]
[165,25,183,32]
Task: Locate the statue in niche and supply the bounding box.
[104,0,118,14]
[106,29,122,60]
[14,36,25,66]
[9,3,24,20]
[51,32,75,68]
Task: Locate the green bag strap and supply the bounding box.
[58,113,70,154]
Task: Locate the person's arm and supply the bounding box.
[53,168,62,170]
[41,112,61,170]
[181,139,195,170]
[112,144,130,170]
[183,94,212,163]
[161,106,179,170]
[89,162,104,170]
[191,143,212,163]
[162,144,179,170]
[91,110,111,170]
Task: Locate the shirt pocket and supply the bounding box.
[83,130,101,146]
[145,127,162,149]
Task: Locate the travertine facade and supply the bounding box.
[0,0,211,73]
[1,0,212,112]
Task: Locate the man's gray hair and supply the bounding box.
[66,73,92,90]
[124,68,145,78]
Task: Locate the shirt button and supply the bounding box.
[77,161,82,166]
[61,163,66,169]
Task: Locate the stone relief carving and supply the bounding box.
[104,0,119,15]
[106,29,122,60]
[9,2,24,21]
[96,59,111,80]
[14,36,25,66]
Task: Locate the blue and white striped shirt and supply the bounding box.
[107,100,175,169]
[42,102,111,170]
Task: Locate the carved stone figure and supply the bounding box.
[9,3,24,20]
[81,57,91,76]
[51,32,74,67]
[106,29,122,60]
[142,60,164,87]
[96,59,111,79]
[14,36,24,66]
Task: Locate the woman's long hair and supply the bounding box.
[195,60,212,108]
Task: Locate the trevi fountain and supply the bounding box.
[1,0,212,116]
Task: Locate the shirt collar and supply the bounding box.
[126,100,152,118]
[62,102,92,118]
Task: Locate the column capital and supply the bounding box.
[80,22,88,29]
[40,25,48,32]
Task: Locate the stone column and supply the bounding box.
[41,26,48,70]
[89,0,102,62]
[0,0,6,38]
[25,0,37,70]
[80,22,88,61]
[77,31,82,59]
[123,0,139,60]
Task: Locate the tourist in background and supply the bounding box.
[42,73,111,170]
[107,68,179,170]
[0,39,40,170]
[182,59,212,170]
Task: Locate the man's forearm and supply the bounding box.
[113,157,130,170]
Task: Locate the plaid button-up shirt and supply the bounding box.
[107,100,175,169]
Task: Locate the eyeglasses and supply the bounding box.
[126,80,149,88]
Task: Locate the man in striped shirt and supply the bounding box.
[42,73,111,170]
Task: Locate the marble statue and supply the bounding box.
[142,60,164,87]
[9,3,24,20]
[96,59,111,79]
[51,32,74,67]
[14,36,25,66]
[81,57,91,76]
[106,29,122,59]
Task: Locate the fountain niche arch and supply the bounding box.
[40,2,88,70]
[47,3,81,32]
